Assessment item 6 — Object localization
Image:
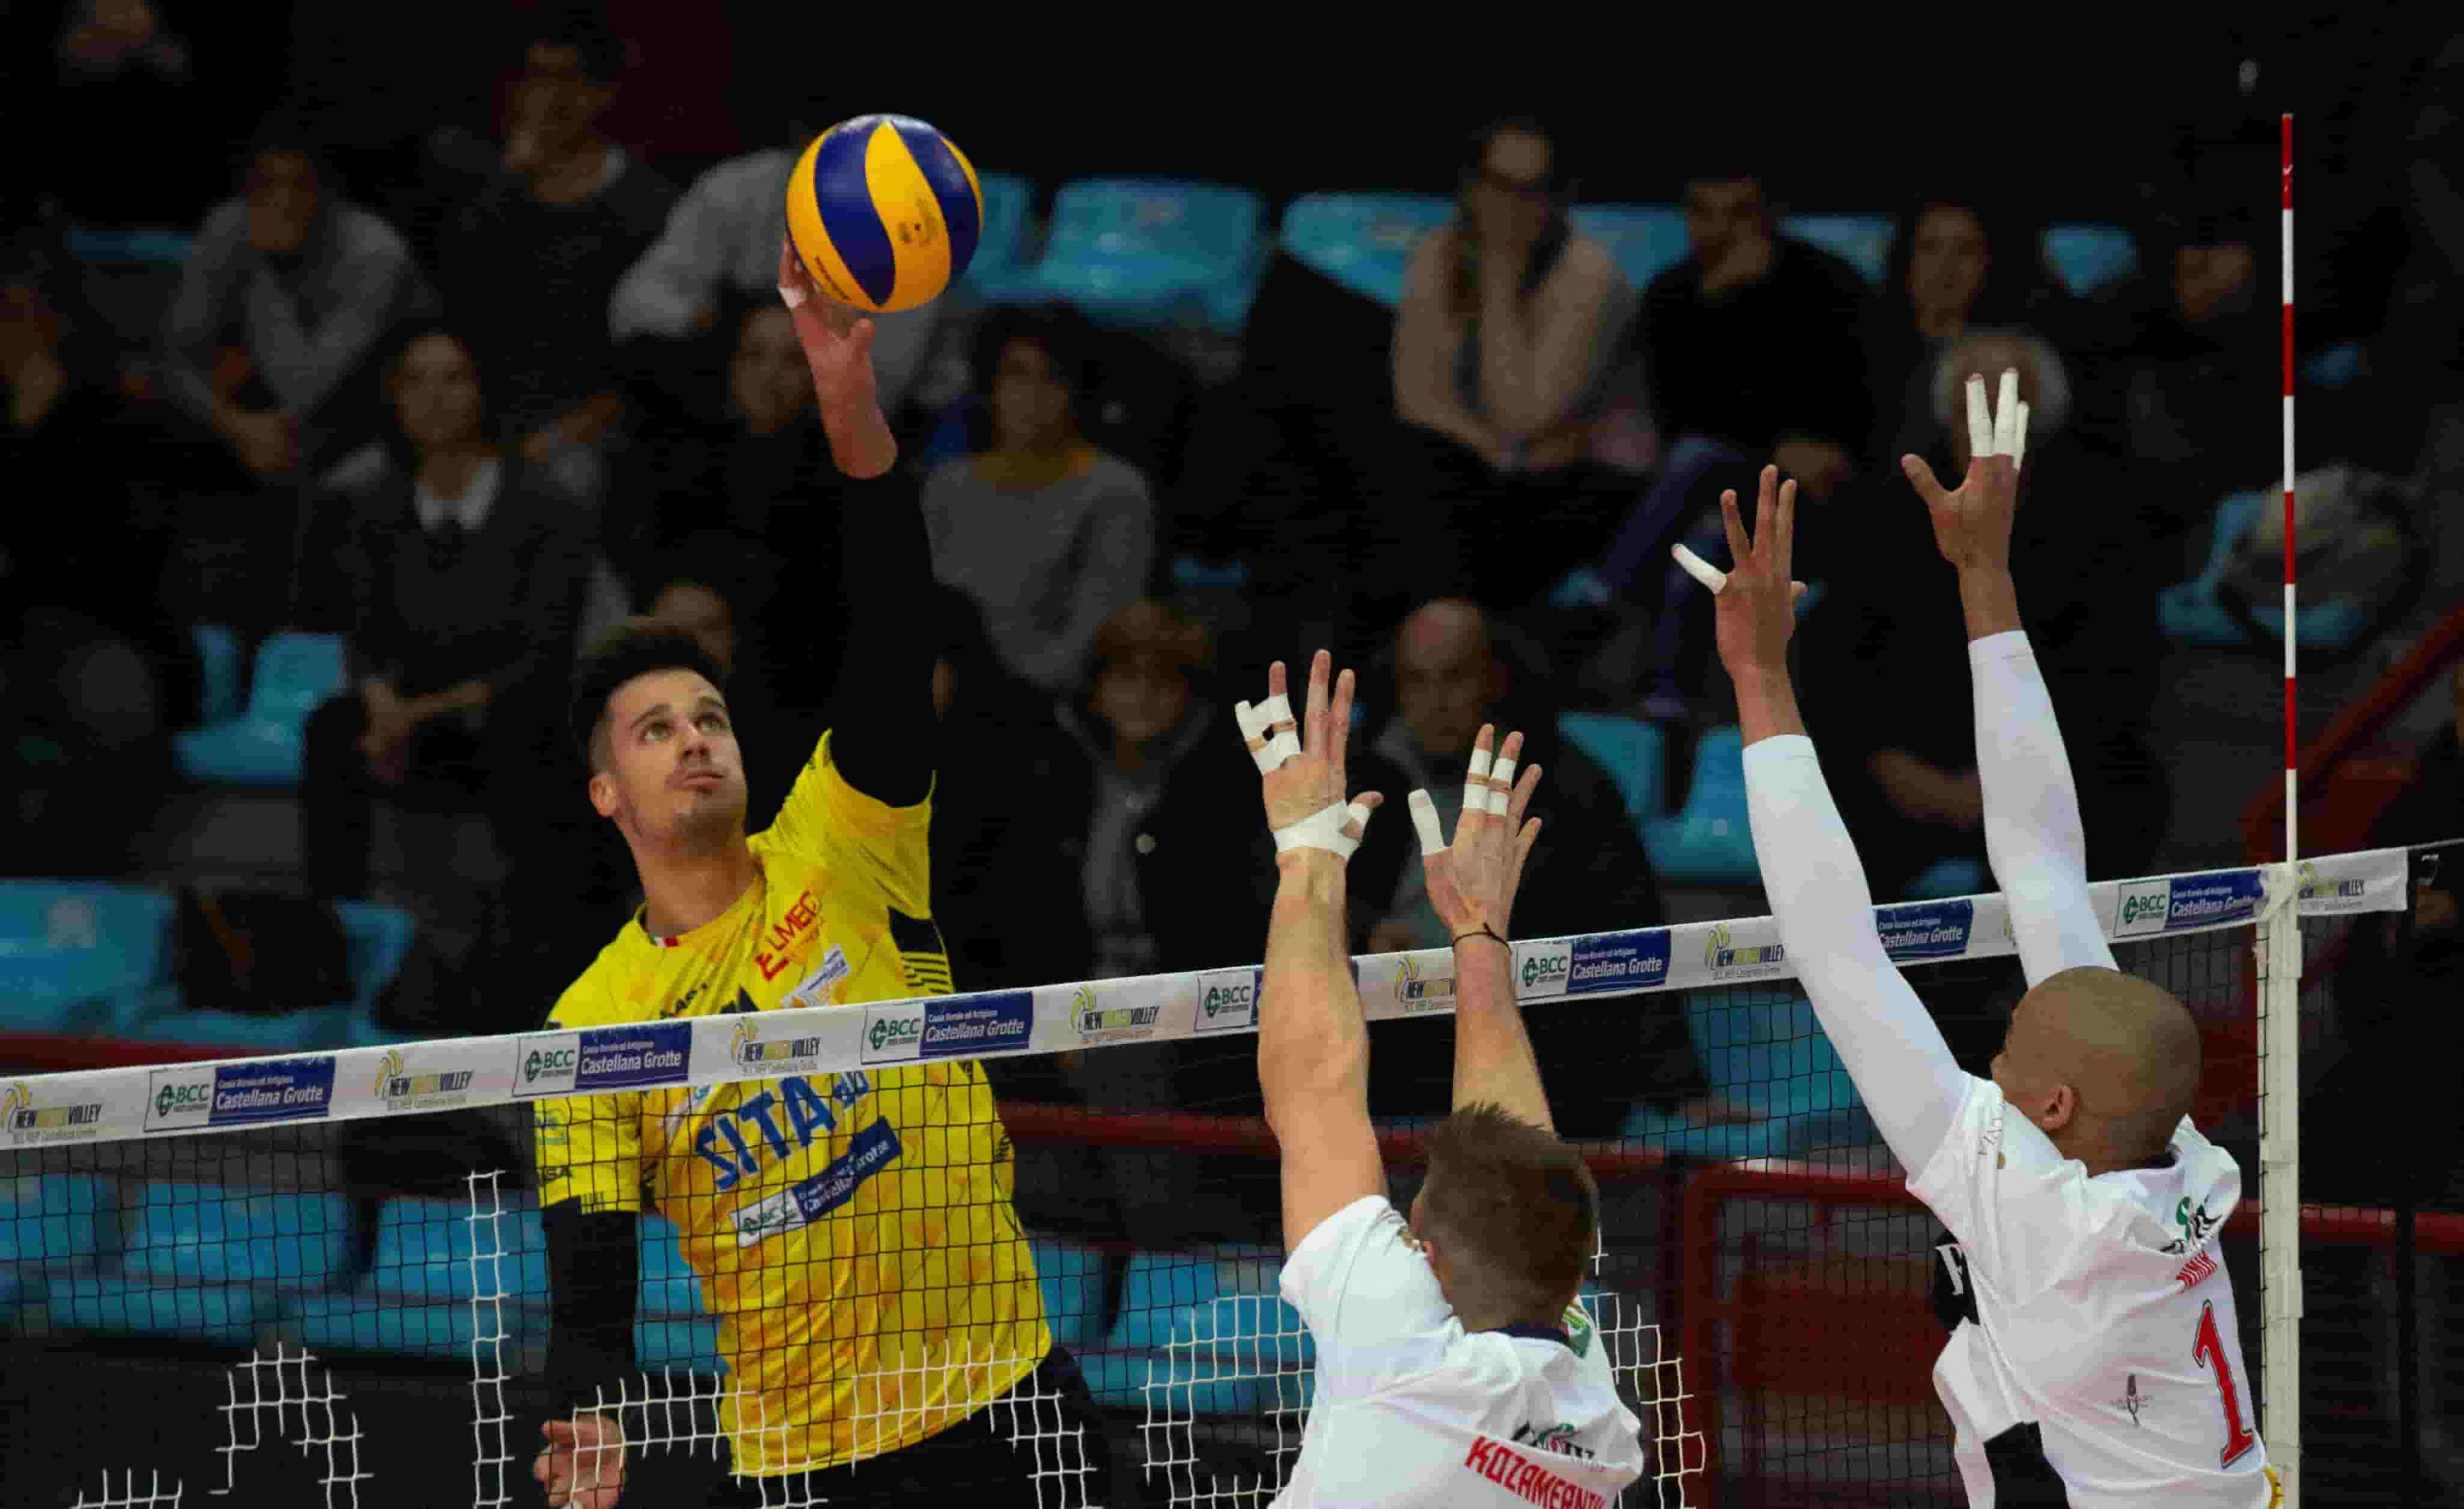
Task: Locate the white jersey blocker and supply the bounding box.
[1741,632,2276,1507]
[1274,1195,1645,1508]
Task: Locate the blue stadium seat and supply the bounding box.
[2,1175,115,1297]
[173,630,348,788]
[637,1318,724,1373]
[1025,179,1269,335]
[1279,192,1454,308]
[47,1274,269,1346]
[119,1184,355,1290]
[1641,727,1758,886]
[1570,205,1689,291]
[117,1001,356,1053]
[963,172,1037,299]
[2301,339,2365,390]
[333,901,415,1010]
[1088,1249,1311,1414]
[1556,713,1669,831]
[0,882,173,1033]
[1031,1238,1114,1350]
[1624,995,1873,1157]
[1904,856,1988,901]
[2043,224,2139,296]
[63,226,195,266]
[295,1198,551,1359]
[1781,214,1894,284]
[191,623,245,724]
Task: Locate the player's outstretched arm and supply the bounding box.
[1243,651,1387,1254]
[775,238,935,811]
[1404,727,1551,1130]
[1903,371,2114,981]
[1686,466,1973,1170]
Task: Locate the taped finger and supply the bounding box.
[1409,789,1446,855]
[1256,692,1301,767]
[1993,369,2020,457]
[1345,799,1377,839]
[1671,542,1726,594]
[1965,374,1993,460]
[1485,754,1516,816]
[1462,744,1494,815]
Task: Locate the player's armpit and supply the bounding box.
[764,731,933,915]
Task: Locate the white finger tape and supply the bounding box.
[1274,801,1368,860]
[1485,755,1515,816]
[1993,369,2020,458]
[1965,374,1993,460]
[2011,400,2030,468]
[1257,691,1301,767]
[778,282,808,311]
[1408,789,1446,856]
[1671,542,1726,594]
[1462,745,1493,816]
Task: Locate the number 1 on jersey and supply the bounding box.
[2192,1299,2258,1467]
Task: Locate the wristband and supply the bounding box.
[1273,800,1376,859]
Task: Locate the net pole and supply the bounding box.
[2259,108,2304,1508]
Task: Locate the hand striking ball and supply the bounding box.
[784,113,981,315]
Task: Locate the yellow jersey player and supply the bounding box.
[528,243,1111,1509]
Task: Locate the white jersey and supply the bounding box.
[1274,1195,1644,1508]
[1915,1079,2281,1507]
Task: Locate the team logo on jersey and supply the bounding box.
[784,945,852,1010]
[2115,1373,2145,1425]
[1073,984,1161,1046]
[1702,922,1785,978]
[2161,1196,2221,1256]
[2,1080,105,1144]
[1393,955,1459,1014]
[753,889,821,982]
[1510,1420,1597,1461]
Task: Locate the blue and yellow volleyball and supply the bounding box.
[784,114,981,315]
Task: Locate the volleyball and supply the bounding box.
[784,113,982,315]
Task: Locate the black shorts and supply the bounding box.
[705,1346,1115,1508]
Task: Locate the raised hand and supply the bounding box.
[1673,464,1805,685]
[1235,651,1382,863]
[1901,368,2030,574]
[778,237,891,477]
[1407,725,1543,941]
[535,1413,627,1509]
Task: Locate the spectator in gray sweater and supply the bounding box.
[160,115,436,481]
[922,306,1158,696]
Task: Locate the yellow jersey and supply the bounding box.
[533,731,1051,1475]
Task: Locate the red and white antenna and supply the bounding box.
[2280,113,2297,863]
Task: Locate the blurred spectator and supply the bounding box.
[922,306,1158,697]
[2080,150,2277,536]
[2,242,183,873]
[611,301,878,817]
[161,115,438,483]
[1347,598,1731,1138]
[438,13,674,480]
[1800,329,2170,908]
[1636,171,1872,504]
[607,122,963,430]
[297,324,597,978]
[927,585,1089,995]
[44,0,219,228]
[1381,117,1644,614]
[2316,666,2464,1216]
[1866,194,2073,463]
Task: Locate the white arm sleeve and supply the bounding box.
[1969,632,2117,982]
[1744,735,1974,1171]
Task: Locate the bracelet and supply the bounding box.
[1451,924,1509,950]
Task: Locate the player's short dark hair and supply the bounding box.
[569,621,729,772]
[1418,1103,1598,1314]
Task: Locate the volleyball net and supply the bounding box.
[2,844,2451,1508]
